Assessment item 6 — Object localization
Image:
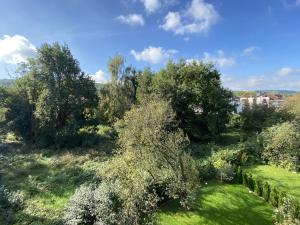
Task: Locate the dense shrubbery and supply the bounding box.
[64,183,123,225]
[65,99,198,225]
[261,122,300,171]
[275,197,300,225]
[0,185,24,224]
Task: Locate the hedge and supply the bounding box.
[236,166,296,209]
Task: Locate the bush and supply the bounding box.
[247,175,255,191]
[0,185,24,224]
[242,172,248,186]
[270,187,279,207]
[197,159,216,181]
[64,182,122,225]
[262,181,270,202]
[261,122,300,172]
[275,197,300,225]
[236,166,243,183]
[254,178,263,196]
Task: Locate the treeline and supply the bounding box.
[0,43,234,148]
[0,43,235,224]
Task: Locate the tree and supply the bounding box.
[97,55,136,124]
[100,98,197,224]
[153,60,234,141]
[136,68,154,102]
[261,122,300,171]
[0,43,98,146]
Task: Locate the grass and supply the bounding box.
[244,165,300,201]
[0,143,112,225]
[157,181,274,225]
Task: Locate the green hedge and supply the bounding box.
[236,166,296,209]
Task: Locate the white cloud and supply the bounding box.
[277,67,300,76]
[90,70,109,83]
[116,14,145,26]
[140,0,161,13]
[222,67,300,91]
[242,46,259,55]
[203,50,235,68]
[0,35,36,64]
[131,46,177,64]
[160,12,181,31]
[160,0,219,35]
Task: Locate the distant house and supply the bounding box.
[235,92,284,113]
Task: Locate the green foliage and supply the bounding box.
[0,43,99,147]
[64,183,123,225]
[261,121,300,171]
[98,98,198,224]
[262,181,270,202]
[197,159,216,181]
[275,197,300,225]
[153,60,234,141]
[254,178,263,196]
[228,113,242,129]
[0,185,24,224]
[240,104,276,132]
[270,187,279,207]
[211,150,237,183]
[97,57,137,124]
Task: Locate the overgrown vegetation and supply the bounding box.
[1,41,300,225]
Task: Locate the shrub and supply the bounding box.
[261,122,300,172]
[270,187,279,207]
[254,178,263,196]
[262,181,270,202]
[242,172,248,186]
[197,159,216,181]
[0,185,24,224]
[236,166,243,183]
[275,197,300,225]
[278,191,287,207]
[64,182,122,225]
[247,174,255,191]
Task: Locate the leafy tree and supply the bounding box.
[97,55,136,124]
[261,122,300,171]
[136,67,154,102]
[100,98,197,224]
[153,60,234,141]
[0,43,98,146]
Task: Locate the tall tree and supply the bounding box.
[0,43,98,146]
[153,60,234,141]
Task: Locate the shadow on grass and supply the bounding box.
[159,182,274,225]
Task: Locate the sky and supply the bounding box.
[0,0,300,90]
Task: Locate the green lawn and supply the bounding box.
[0,144,110,224]
[157,181,274,225]
[244,165,300,201]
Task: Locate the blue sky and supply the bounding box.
[0,0,300,90]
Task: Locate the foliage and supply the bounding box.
[97,55,137,124]
[0,43,98,147]
[153,60,234,141]
[77,125,115,147]
[211,149,236,183]
[64,182,123,225]
[280,93,300,120]
[275,197,300,225]
[99,98,198,224]
[240,104,275,132]
[0,185,24,224]
[228,113,242,129]
[261,122,300,171]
